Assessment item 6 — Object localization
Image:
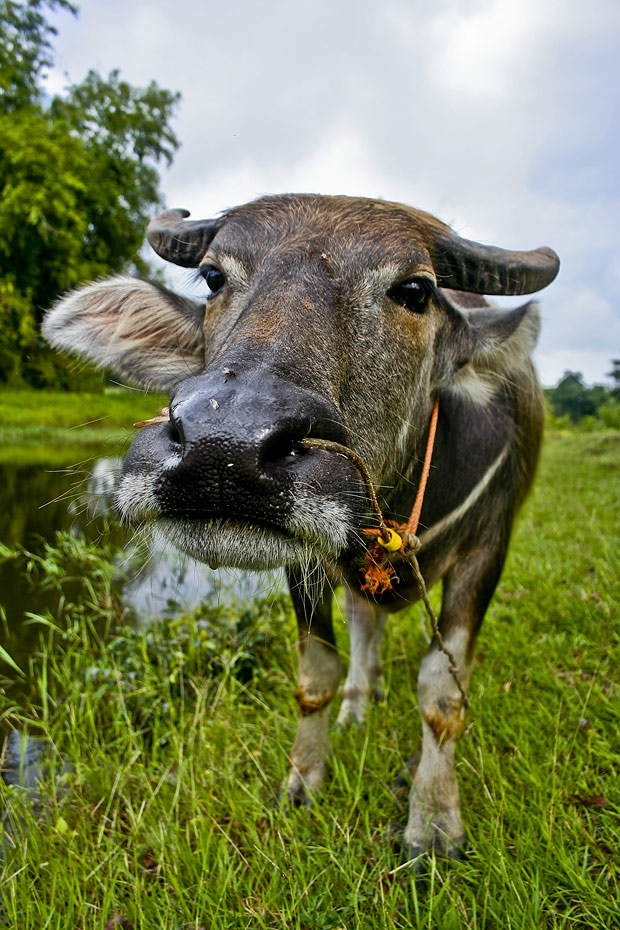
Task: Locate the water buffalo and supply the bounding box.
[43,194,559,863]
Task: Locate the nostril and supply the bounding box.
[261,432,309,465]
[280,445,305,464]
[260,417,349,468]
[167,414,183,448]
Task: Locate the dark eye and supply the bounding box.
[388,277,433,313]
[200,265,225,296]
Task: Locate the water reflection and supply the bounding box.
[80,455,123,519]
[0,460,89,549]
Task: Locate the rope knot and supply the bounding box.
[404,534,421,555]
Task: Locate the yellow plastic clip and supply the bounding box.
[377,528,403,552]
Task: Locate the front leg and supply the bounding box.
[405,628,471,860]
[283,567,341,805]
[405,547,505,860]
[336,588,387,727]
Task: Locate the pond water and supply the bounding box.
[0,451,282,693]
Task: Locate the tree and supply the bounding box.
[0,108,90,383]
[550,371,598,422]
[607,359,620,399]
[0,0,181,387]
[0,0,76,112]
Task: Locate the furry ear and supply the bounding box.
[467,301,541,367]
[444,298,541,406]
[42,276,206,391]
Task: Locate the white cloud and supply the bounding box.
[536,286,620,384]
[166,125,385,216]
[411,0,556,101]
[535,348,616,386]
[542,287,620,350]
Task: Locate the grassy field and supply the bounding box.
[0,389,167,464]
[0,429,618,929]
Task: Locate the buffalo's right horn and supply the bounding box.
[146,209,222,267]
[432,234,560,296]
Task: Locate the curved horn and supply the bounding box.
[146,209,222,267]
[431,234,560,296]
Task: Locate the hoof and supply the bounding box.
[405,833,467,868]
[445,835,467,862]
[406,845,430,891]
[407,844,427,872]
[278,782,314,811]
[372,682,386,703]
[335,698,367,730]
[333,714,365,734]
[404,837,467,893]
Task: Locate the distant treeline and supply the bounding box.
[0,0,180,389]
[545,363,620,429]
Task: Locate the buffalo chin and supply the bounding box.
[154,516,329,571]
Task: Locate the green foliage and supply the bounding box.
[0,108,92,304]
[607,359,620,399]
[46,69,181,284]
[0,0,180,388]
[0,278,36,382]
[0,386,168,431]
[597,399,620,429]
[546,366,620,427]
[0,529,291,724]
[51,67,179,167]
[0,0,76,112]
[72,595,292,736]
[550,371,598,421]
[0,528,123,596]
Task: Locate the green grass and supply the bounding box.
[0,430,618,928]
[0,388,167,464]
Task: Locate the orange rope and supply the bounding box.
[402,392,440,548]
[358,392,440,596]
[352,392,468,706]
[360,392,440,552]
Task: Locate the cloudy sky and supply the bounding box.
[47,0,620,386]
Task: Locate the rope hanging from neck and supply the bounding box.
[350,392,440,597]
[402,391,440,547]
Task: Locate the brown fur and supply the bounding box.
[294,686,336,716]
[423,705,466,747]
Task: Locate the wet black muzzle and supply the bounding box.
[123,367,349,528]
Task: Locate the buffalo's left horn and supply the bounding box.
[432,234,560,296]
[146,209,222,267]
